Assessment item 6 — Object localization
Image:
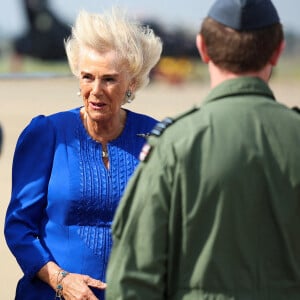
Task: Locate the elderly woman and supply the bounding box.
[4,9,162,300]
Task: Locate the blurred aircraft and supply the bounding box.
[11,0,71,71]
[8,2,199,81]
[143,19,198,84]
[143,19,198,58]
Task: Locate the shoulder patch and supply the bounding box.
[139,143,152,162]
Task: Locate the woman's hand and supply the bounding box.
[37,261,106,300]
[59,273,106,300]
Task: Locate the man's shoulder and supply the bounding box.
[149,106,200,138]
[292,107,300,114]
[139,107,200,162]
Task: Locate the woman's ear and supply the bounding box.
[196,34,210,63]
[270,40,285,66]
[129,78,137,91]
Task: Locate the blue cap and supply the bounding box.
[208,0,280,31]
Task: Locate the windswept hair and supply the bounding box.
[200,17,283,74]
[65,8,162,92]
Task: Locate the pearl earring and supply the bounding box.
[126,90,132,103]
[77,90,81,97]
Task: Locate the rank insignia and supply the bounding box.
[150,117,174,137]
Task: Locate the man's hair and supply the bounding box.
[200,17,284,74]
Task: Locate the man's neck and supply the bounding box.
[208,61,273,88]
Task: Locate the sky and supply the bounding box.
[1,0,300,39]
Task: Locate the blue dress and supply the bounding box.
[4,107,157,300]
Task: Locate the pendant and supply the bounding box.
[102,150,109,158]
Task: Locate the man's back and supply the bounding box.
[106,1,300,299]
[159,76,300,298]
[107,77,300,299]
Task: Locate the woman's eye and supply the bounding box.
[104,77,115,83]
[82,74,92,80]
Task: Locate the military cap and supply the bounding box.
[208,0,280,31]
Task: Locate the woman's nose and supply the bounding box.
[91,79,103,96]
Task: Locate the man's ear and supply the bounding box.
[196,34,210,63]
[270,40,285,66]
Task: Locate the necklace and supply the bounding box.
[83,112,109,158]
[82,110,124,160]
[102,149,109,158]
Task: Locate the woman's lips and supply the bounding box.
[90,102,106,110]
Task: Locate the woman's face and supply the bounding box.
[78,47,132,122]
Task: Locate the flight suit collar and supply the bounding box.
[203,76,276,105]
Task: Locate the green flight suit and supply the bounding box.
[106,77,300,300]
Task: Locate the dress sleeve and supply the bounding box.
[106,137,174,299]
[4,115,56,279]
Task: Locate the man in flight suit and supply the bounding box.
[106,0,300,299]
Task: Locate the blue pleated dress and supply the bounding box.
[4,107,157,300]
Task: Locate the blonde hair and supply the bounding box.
[65,8,162,92]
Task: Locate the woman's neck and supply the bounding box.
[82,108,126,144]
